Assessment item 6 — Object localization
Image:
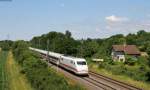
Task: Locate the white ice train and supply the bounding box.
[29,47,88,75]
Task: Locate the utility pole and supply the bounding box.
[47,39,49,52]
[47,39,50,61]
[80,38,84,57]
[38,39,41,48]
[6,34,10,50]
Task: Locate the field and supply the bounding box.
[5,51,33,90]
[0,51,8,90]
[0,50,33,90]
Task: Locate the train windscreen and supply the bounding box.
[77,61,86,65]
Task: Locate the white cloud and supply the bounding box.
[104,19,150,36]
[105,15,129,22]
[51,17,150,39]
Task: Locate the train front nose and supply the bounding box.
[76,60,88,75]
[76,65,88,75]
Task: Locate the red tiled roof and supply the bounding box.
[112,45,140,55]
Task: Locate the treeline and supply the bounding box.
[31,30,150,58]
[0,40,13,51]
[12,41,84,90]
[31,31,78,56]
[30,31,101,58]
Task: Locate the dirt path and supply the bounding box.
[6,51,33,90]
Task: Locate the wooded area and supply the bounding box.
[30,30,150,58]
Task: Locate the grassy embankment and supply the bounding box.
[0,50,8,90]
[5,51,33,90]
[0,50,33,90]
[88,62,150,90]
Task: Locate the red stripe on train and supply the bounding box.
[60,63,78,72]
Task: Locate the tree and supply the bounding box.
[137,30,146,36]
[126,33,137,45]
[65,30,71,38]
[30,31,78,56]
[125,55,137,65]
[0,40,13,50]
[77,40,99,57]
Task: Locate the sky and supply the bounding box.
[0,0,150,40]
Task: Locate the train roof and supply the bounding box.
[29,47,86,61]
[29,47,62,58]
[61,55,86,61]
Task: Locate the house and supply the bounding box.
[111,45,141,62]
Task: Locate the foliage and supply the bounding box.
[95,60,150,82]
[125,55,137,66]
[0,40,13,51]
[30,31,78,56]
[30,30,150,58]
[77,40,99,57]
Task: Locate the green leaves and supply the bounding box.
[30,31,78,56]
[0,40,13,51]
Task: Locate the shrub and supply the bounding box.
[125,55,137,65]
[146,71,150,82]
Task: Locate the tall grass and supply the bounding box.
[6,51,33,90]
[0,51,8,90]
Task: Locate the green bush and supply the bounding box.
[97,57,150,82]
[146,71,150,82]
[137,56,148,65]
[125,55,137,65]
[0,40,13,51]
[98,62,107,69]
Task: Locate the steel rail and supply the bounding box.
[89,71,142,90]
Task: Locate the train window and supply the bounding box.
[77,61,86,65]
[70,61,73,64]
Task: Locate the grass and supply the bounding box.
[0,51,9,90]
[5,51,33,90]
[89,63,150,90]
[53,68,86,90]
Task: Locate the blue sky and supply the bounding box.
[0,0,150,40]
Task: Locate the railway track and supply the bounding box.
[44,59,142,90]
[39,53,143,90]
[81,76,116,90]
[89,71,142,90]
